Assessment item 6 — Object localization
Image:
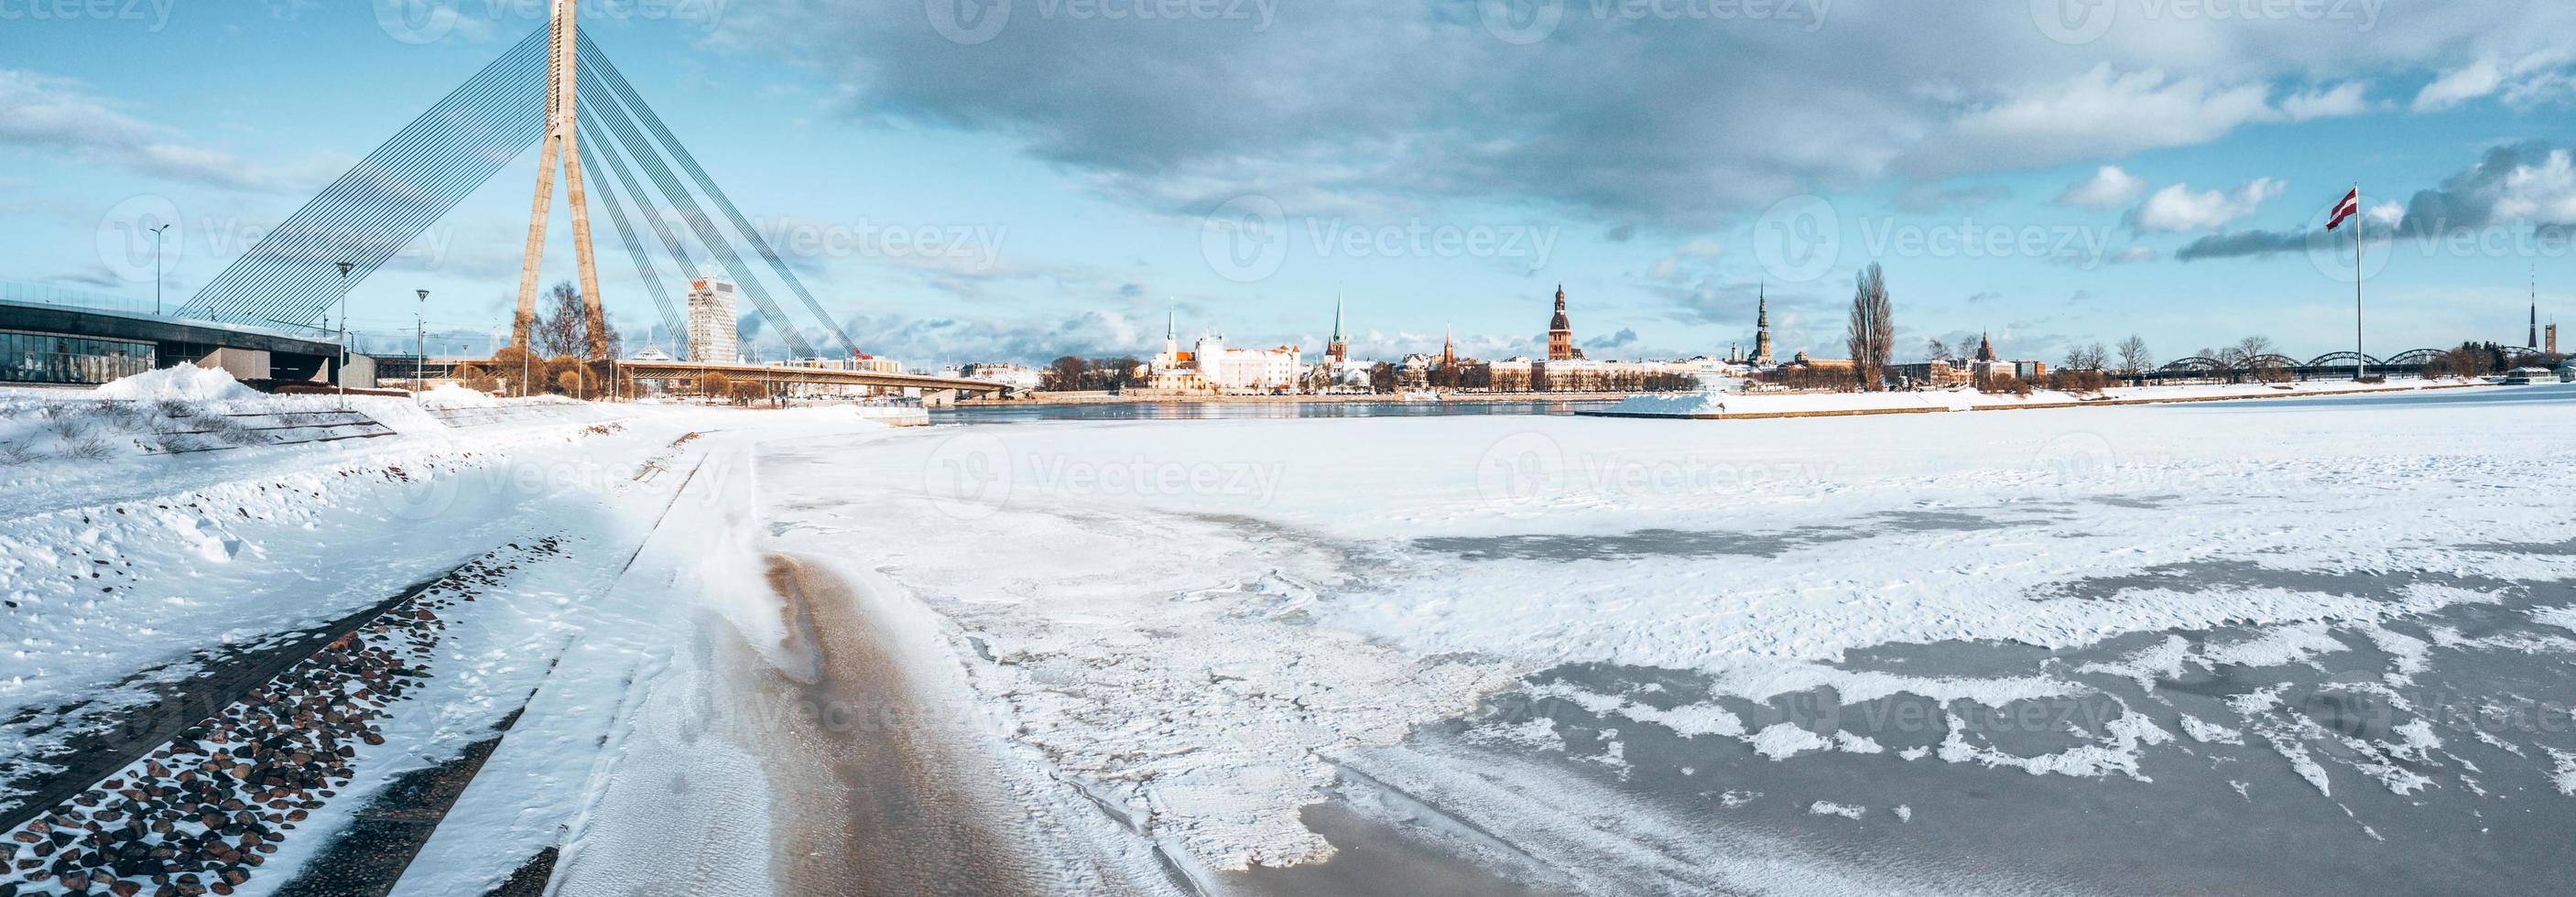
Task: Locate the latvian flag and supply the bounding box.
[2326,188,2360,231]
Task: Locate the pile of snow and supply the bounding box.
[418,384,499,409]
[93,363,259,403]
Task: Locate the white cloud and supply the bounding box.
[2109,245,2159,265]
[2280,82,2370,120]
[731,1,2547,231]
[2127,178,2285,232]
[0,69,324,191]
[2414,59,2508,112]
[2057,166,2147,209]
[2493,149,2576,222]
[1909,67,2291,176]
[1645,238,1723,283]
[2413,48,2576,112]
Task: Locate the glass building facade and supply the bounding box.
[1,329,157,385]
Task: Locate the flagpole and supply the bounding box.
[2353,182,2365,381]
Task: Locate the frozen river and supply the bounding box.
[743,383,2576,894]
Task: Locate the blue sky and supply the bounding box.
[5,1,2576,367]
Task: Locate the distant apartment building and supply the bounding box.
[686,276,740,363]
[957,362,1042,390]
[1192,334,1302,391]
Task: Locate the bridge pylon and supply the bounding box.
[511,0,611,360]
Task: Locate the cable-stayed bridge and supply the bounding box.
[172,0,886,377]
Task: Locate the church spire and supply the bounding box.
[1749,281,1774,366]
[1327,294,1350,362]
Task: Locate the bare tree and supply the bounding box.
[1041,355,1087,391]
[1926,338,1954,365]
[2061,342,2108,372]
[1845,263,1894,391]
[2114,335,2153,380]
[2222,336,2288,383]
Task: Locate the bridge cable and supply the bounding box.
[192,56,540,328]
[181,26,551,329]
[187,31,544,327]
[572,115,689,346]
[579,103,710,348]
[579,34,862,358]
[573,45,815,358]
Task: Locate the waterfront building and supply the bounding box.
[1192,333,1303,391]
[685,276,740,364]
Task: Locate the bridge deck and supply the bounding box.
[614,360,1006,393]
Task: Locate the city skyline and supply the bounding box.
[6,4,2576,368]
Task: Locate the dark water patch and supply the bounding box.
[1223,794,1568,896]
[2091,493,2182,510]
[2462,535,2576,557]
[1414,527,1805,562]
[2038,558,2521,602]
[1431,579,2576,896]
[1841,637,2060,678]
[1414,509,2049,562]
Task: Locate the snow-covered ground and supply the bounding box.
[769,383,2576,894]
[5,374,2574,895]
[1603,375,2485,417]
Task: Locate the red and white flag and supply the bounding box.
[2326,188,2360,231]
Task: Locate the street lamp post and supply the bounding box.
[335,262,353,410]
[415,289,429,401]
[148,223,171,315]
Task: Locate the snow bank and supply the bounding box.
[92,362,259,402]
[418,383,498,408]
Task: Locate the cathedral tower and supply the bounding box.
[1547,285,1575,361]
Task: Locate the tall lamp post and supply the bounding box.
[415,289,429,400]
[148,223,171,315]
[335,262,353,410]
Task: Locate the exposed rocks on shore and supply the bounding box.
[0,538,561,897]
